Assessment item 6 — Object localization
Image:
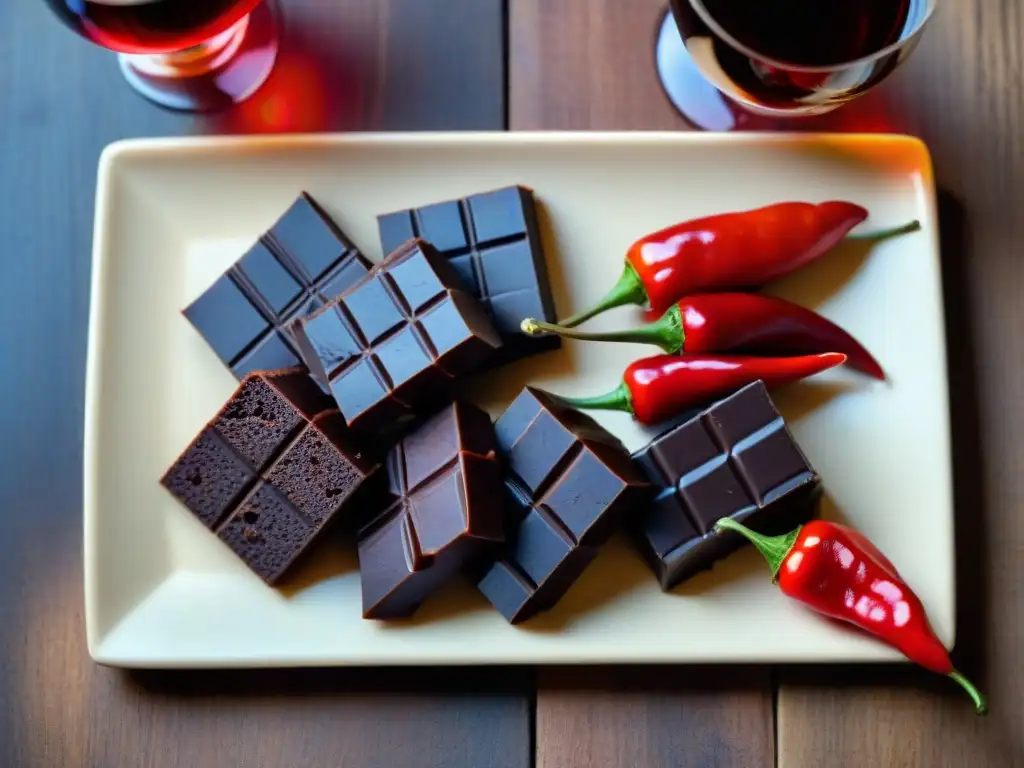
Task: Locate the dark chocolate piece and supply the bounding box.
[161,369,379,584]
[184,193,372,378]
[473,387,649,624]
[631,381,821,591]
[358,401,504,619]
[377,186,560,365]
[294,239,502,433]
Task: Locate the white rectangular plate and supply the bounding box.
[85,132,951,668]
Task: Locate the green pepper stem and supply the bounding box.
[949,670,988,716]
[554,380,634,416]
[556,263,649,328]
[521,305,684,354]
[845,219,921,242]
[713,518,801,581]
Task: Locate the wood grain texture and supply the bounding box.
[0,1,520,767]
[510,1,1023,766]
[511,0,687,130]
[536,667,774,768]
[510,3,774,766]
[776,2,1024,764]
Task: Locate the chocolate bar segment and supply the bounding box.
[631,381,821,591]
[184,193,372,378]
[161,369,379,584]
[358,401,504,619]
[474,387,649,624]
[295,239,502,433]
[377,186,560,365]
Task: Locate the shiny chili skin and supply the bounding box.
[716,518,987,714]
[672,293,885,379]
[777,520,951,673]
[623,352,845,425]
[626,201,868,315]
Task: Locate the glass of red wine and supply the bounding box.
[655,0,934,130]
[44,0,279,112]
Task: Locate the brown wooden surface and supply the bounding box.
[511,1,1024,766]
[0,1,524,767]
[537,667,774,768]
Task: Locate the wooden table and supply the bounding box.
[1,1,1020,765]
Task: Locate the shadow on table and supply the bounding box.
[128,663,533,698]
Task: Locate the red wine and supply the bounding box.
[46,0,262,54]
[693,0,911,67]
[671,0,925,111]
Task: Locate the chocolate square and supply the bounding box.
[295,240,501,433]
[161,369,379,584]
[377,186,560,366]
[357,401,504,619]
[183,193,372,379]
[473,387,649,624]
[630,381,822,591]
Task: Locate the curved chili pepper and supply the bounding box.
[557,352,845,425]
[524,292,884,380]
[557,202,920,328]
[716,518,988,715]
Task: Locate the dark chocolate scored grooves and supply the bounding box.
[358,401,504,619]
[377,185,560,365]
[630,380,822,590]
[184,193,372,378]
[295,238,502,433]
[161,368,379,584]
[473,387,649,624]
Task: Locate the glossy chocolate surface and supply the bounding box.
[295,239,501,434]
[631,381,821,591]
[184,194,372,378]
[474,387,648,624]
[377,186,559,365]
[161,369,378,584]
[358,401,504,619]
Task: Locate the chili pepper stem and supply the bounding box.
[845,219,921,242]
[521,305,684,354]
[949,671,988,716]
[555,381,634,415]
[713,518,801,582]
[556,263,649,328]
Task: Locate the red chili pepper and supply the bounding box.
[716,518,987,715]
[557,201,920,328]
[524,292,884,380]
[557,352,845,425]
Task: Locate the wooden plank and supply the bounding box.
[537,667,774,768]
[0,1,524,767]
[510,3,775,766]
[777,0,1024,763]
[510,0,687,131]
[511,0,1023,766]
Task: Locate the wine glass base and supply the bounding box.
[655,10,749,131]
[118,1,279,112]
[655,11,847,130]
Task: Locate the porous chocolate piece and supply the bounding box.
[161,369,379,584]
[295,239,502,433]
[358,401,504,619]
[377,186,559,365]
[184,193,372,378]
[474,387,649,624]
[631,381,821,591]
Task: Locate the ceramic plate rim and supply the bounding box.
[84,131,948,667]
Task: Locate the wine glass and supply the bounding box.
[655,0,935,130]
[44,0,280,112]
